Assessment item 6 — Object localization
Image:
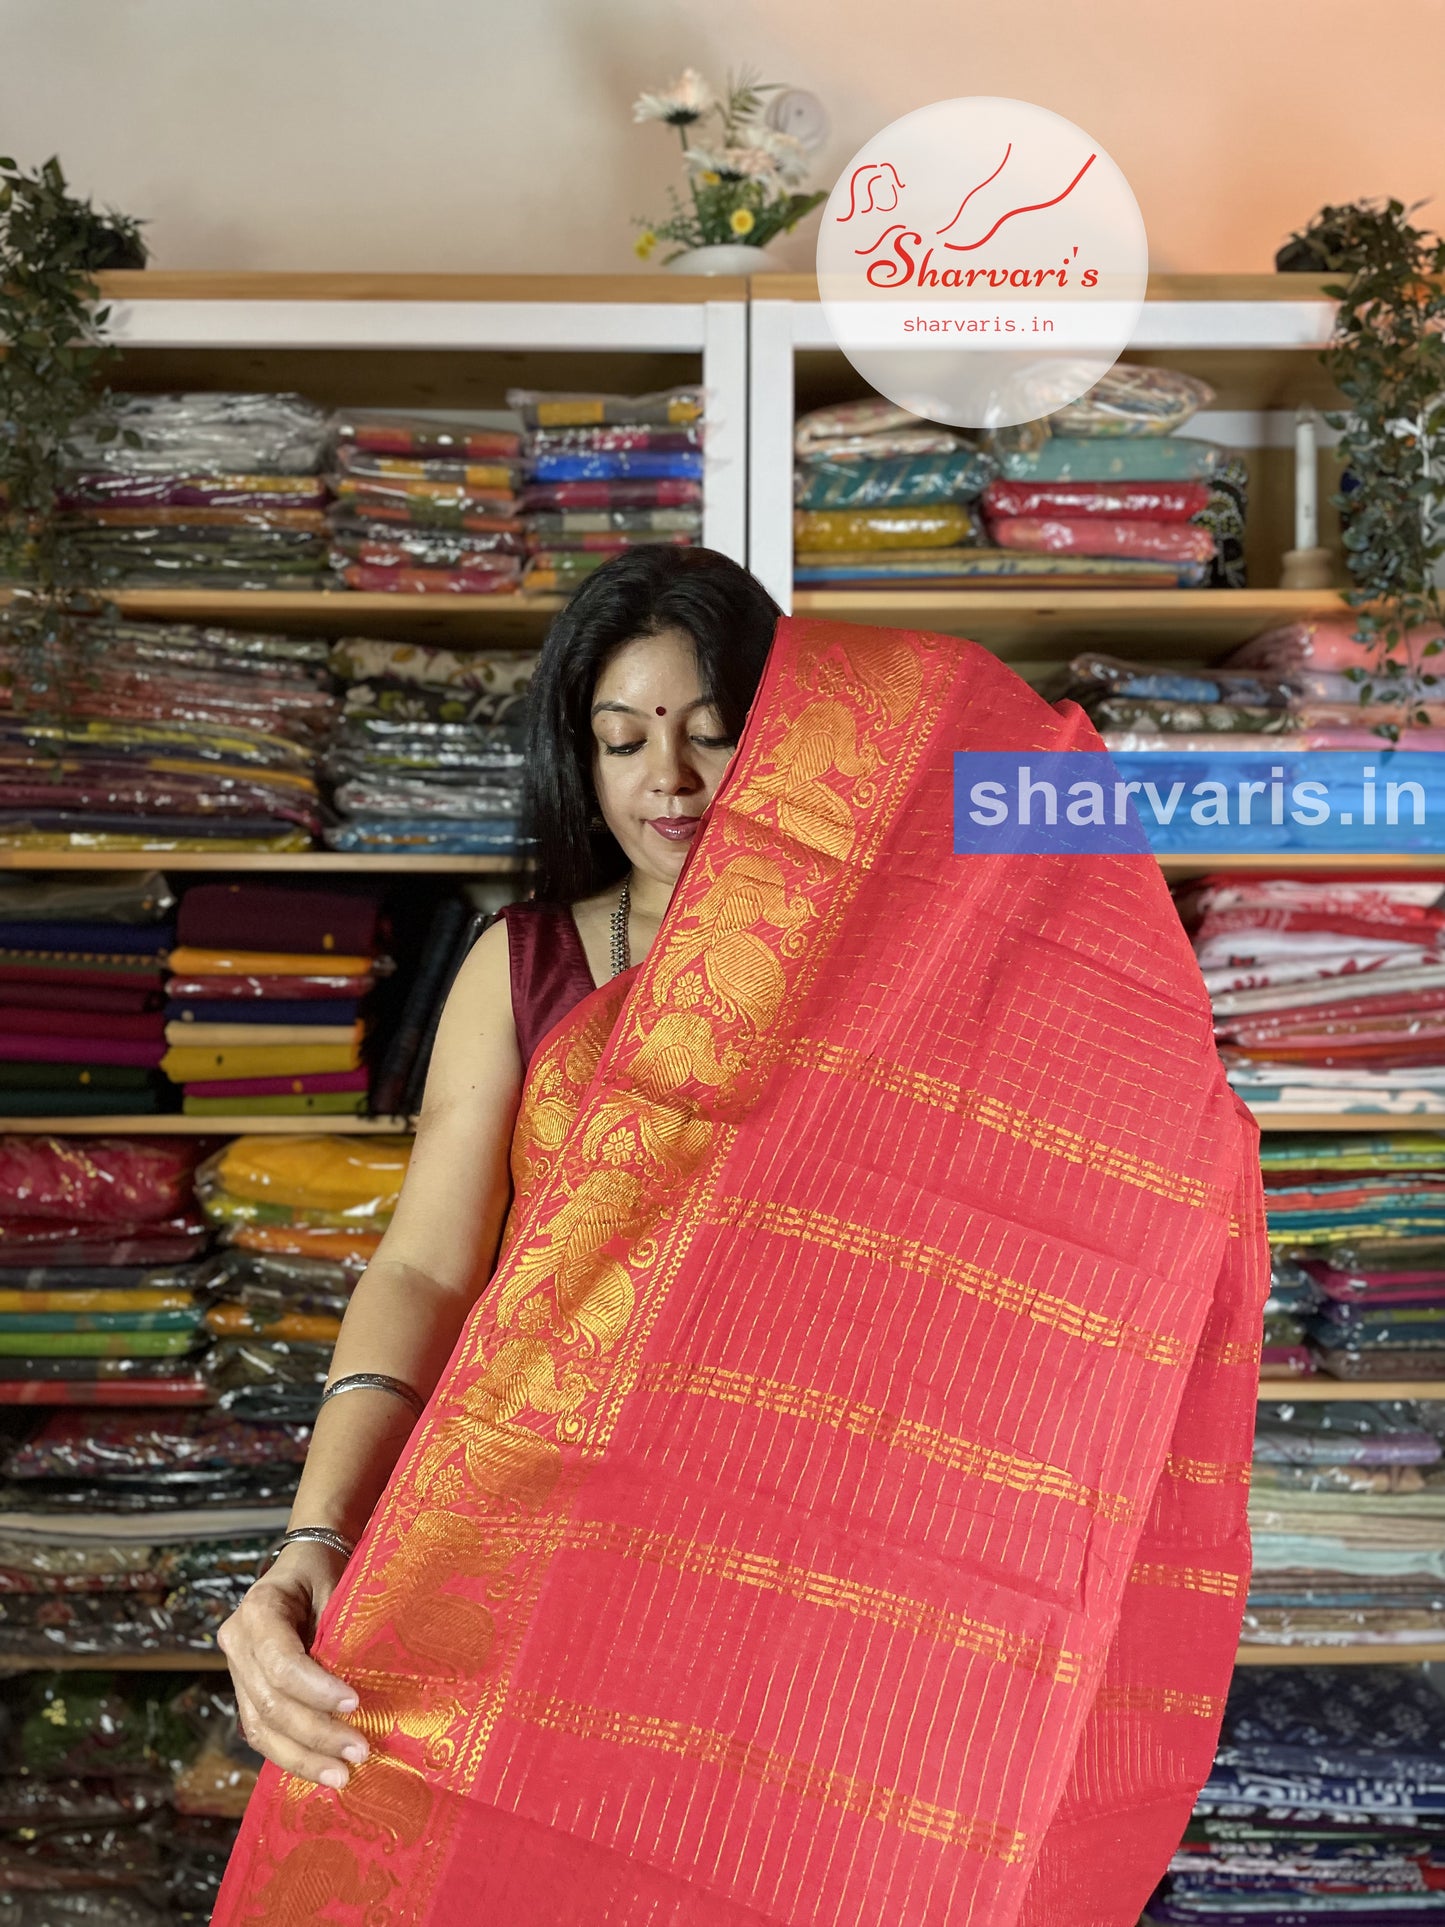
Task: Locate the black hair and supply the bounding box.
[519,545,782,904]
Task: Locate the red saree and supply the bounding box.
[212,614,1270,1927]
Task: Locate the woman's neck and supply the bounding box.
[627,866,676,927]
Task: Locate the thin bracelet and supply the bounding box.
[260,1525,356,1576]
[318,1372,426,1420]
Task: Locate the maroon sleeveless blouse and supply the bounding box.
[495,900,599,1075]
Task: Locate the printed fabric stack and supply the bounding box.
[323,636,532,855]
[0,614,336,853]
[1057,620,1445,776]
[0,872,176,1118]
[1243,1400,1445,1647]
[161,883,386,1118]
[0,1135,212,1411]
[1149,1667,1445,1924]
[978,365,1243,587]
[195,1134,409,1422]
[327,410,526,593]
[512,385,705,593]
[1264,1133,1445,1379]
[792,399,1000,588]
[54,392,332,589]
[0,1666,260,1923]
[1178,873,1445,1115]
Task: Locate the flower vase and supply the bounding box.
[664,243,780,275]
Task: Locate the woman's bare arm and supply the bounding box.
[217,916,523,1787]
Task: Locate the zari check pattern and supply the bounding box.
[212,616,1270,1927]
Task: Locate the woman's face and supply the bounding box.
[589,626,738,887]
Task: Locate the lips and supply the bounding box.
[647,816,701,843]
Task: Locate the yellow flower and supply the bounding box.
[729,207,756,236]
[634,229,657,260]
[702,170,721,185]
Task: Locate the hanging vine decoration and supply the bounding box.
[1283,197,1445,744]
[0,154,142,728]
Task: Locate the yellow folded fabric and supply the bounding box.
[162,1044,362,1081]
[207,1133,412,1213]
[0,1289,195,1313]
[164,1022,365,1050]
[166,947,374,978]
[792,507,975,551]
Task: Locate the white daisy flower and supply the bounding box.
[632,69,715,126]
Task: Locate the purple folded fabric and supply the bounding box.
[165,999,360,1028]
[0,1034,165,1067]
[181,1069,371,1098]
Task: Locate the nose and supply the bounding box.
[646,731,703,796]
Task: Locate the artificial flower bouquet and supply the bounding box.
[632,68,826,263]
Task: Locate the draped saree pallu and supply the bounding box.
[213,615,1270,1927]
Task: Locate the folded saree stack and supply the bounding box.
[0,1666,261,1918]
[1243,1400,1445,1646]
[162,884,385,1116]
[194,1134,410,1421]
[1075,619,1445,763]
[791,397,1001,588]
[327,411,526,592]
[1148,1667,1445,1923]
[0,613,335,853]
[323,636,531,854]
[980,365,1245,587]
[1180,874,1445,1113]
[0,1134,211,1409]
[0,872,176,1117]
[1263,1134,1445,1377]
[511,384,705,592]
[52,392,332,589]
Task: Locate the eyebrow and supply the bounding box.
[590,697,712,718]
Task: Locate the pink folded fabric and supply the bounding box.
[0,1034,165,1067]
[989,517,1216,562]
[1226,619,1445,675]
[181,1069,371,1099]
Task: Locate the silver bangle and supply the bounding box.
[261,1525,356,1575]
[318,1372,426,1420]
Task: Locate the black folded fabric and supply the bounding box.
[370,896,468,1115]
[0,1089,167,1117]
[165,998,360,1027]
[0,921,172,954]
[177,882,382,955]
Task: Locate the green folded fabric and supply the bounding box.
[0,1063,156,1091]
[182,1093,369,1117]
[0,1090,166,1117]
[0,1309,202,1335]
[0,1331,199,1356]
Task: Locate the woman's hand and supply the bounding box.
[217,1541,369,1790]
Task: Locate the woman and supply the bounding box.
[214,549,1269,1927]
[217,544,782,1786]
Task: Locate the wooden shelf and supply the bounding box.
[0,1115,414,1134]
[0,1651,229,1673]
[790,588,1347,663]
[1253,1113,1445,1131]
[0,586,564,642]
[1258,1380,1445,1400]
[0,852,523,874]
[1235,1643,1445,1666]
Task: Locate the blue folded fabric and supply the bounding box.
[0,920,173,953]
[165,999,360,1027]
[529,451,704,482]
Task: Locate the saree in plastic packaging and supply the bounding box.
[213,615,1270,1927]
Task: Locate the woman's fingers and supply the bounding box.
[219,1583,369,1786]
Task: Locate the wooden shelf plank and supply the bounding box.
[1258,1380,1445,1400]
[95,271,748,305]
[0,1115,414,1135]
[0,587,563,642]
[790,588,1347,660]
[0,853,523,874]
[0,1652,229,1673]
[1235,1643,1445,1665]
[1254,1113,1445,1131]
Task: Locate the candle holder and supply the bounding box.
[1279,403,1335,589]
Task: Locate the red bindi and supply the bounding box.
[655,705,667,715]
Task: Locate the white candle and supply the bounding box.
[1295,406,1319,550]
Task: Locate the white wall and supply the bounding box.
[3,0,1442,274]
